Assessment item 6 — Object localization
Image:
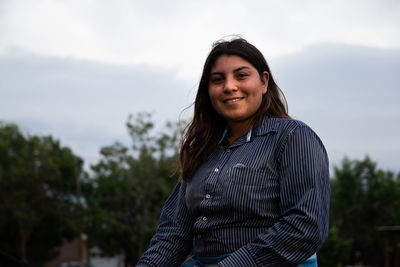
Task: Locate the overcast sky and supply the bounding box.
[1,0,399,172]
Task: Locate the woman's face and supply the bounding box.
[208,54,268,129]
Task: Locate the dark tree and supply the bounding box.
[318,156,400,266]
[85,113,183,265]
[0,122,83,266]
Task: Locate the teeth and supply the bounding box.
[225,98,242,103]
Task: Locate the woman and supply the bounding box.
[137,38,330,267]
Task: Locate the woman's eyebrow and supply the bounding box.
[233,66,250,73]
[210,71,224,76]
[210,66,250,76]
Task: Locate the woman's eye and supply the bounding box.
[237,73,248,79]
[211,77,223,83]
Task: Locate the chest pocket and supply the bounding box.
[223,165,279,214]
[226,165,276,187]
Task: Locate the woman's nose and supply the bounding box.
[223,76,238,92]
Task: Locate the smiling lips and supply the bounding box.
[223,97,245,103]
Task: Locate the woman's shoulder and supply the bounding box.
[259,116,312,134]
[261,116,327,155]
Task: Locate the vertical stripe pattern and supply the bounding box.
[137,116,330,267]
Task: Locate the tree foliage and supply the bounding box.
[318,156,400,266]
[84,113,183,264]
[0,122,83,265]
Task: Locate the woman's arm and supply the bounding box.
[136,181,194,267]
[219,124,330,266]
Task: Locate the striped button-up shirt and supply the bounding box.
[137,116,330,267]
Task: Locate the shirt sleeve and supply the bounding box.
[219,124,330,267]
[136,181,194,267]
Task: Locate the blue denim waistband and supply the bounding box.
[182,253,317,267]
[182,254,231,267]
[298,253,318,267]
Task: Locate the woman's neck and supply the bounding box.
[227,120,253,145]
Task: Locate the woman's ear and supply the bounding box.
[261,71,269,95]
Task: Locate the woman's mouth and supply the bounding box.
[223,97,244,103]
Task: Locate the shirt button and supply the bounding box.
[197,234,201,239]
[202,216,207,221]
[205,194,211,199]
[226,148,230,152]
[214,168,219,172]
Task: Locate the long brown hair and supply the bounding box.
[180,38,290,181]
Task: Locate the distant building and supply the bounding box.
[89,247,124,267]
[44,237,87,267]
[44,236,123,267]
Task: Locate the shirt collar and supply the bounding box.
[255,116,279,136]
[218,128,228,145]
[218,116,280,146]
[218,125,256,146]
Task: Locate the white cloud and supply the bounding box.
[1,0,399,82]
